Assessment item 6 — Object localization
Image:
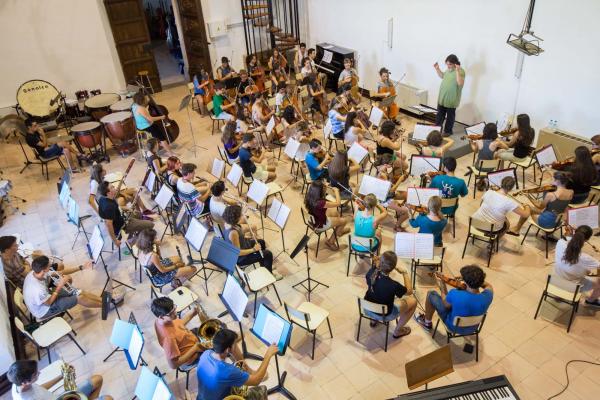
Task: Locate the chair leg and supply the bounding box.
[176,369,179,379]
[68,333,86,355]
[452,216,456,238]
[253,292,258,317]
[567,303,577,333]
[521,224,532,245]
[326,317,333,338]
[47,346,52,363]
[461,235,470,258]
[432,319,440,338]
[272,284,282,306]
[475,334,479,362]
[384,322,389,352]
[356,316,362,341]
[534,294,545,319]
[311,330,317,360]
[347,249,352,277]
[36,345,41,361]
[185,370,190,389]
[315,234,321,258]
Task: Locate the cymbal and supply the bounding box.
[0,114,26,140]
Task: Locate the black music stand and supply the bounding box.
[291,234,328,301]
[177,94,207,157]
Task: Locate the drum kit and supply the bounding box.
[13,79,142,162]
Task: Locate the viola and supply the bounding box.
[460,134,483,141]
[426,171,444,178]
[434,272,467,290]
[513,184,557,196]
[146,93,179,143]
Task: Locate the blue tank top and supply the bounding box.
[355,210,376,238]
[132,104,151,130]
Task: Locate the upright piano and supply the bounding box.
[391,375,520,400]
[315,43,355,91]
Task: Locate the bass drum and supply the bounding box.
[16,80,60,119]
[100,111,137,155]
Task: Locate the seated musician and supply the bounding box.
[212,82,236,121]
[216,56,236,81]
[132,92,174,156]
[177,163,210,218]
[495,113,534,166]
[376,120,408,172]
[222,205,280,279]
[566,146,598,204]
[239,133,277,183]
[208,180,237,223]
[365,251,416,339]
[235,106,262,135]
[246,54,263,78]
[288,120,312,165]
[165,156,182,188]
[23,255,102,320]
[145,138,168,175]
[415,264,494,333]
[407,196,448,247]
[274,82,288,115]
[373,67,400,124]
[420,130,454,158]
[591,134,600,168]
[0,236,32,289]
[293,42,308,73]
[306,72,327,122]
[280,105,300,141]
[236,69,255,107]
[343,111,373,150]
[268,48,287,75]
[8,359,112,400]
[192,67,210,115]
[308,47,327,88]
[373,153,408,231]
[467,122,501,180]
[328,98,347,139]
[353,193,387,253]
[338,57,358,93]
[251,92,274,129]
[197,329,277,400]
[305,139,331,181]
[328,150,360,199]
[301,56,313,78]
[222,121,242,163]
[24,119,81,172]
[97,181,154,247]
[428,156,468,215]
[304,181,352,250]
[471,176,530,236]
[554,225,600,307]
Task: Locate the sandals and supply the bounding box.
[171,278,183,289]
[393,326,411,339]
[325,240,339,250]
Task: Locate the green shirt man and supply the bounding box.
[434,54,465,135]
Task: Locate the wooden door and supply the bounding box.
[177,0,212,79]
[104,0,162,92]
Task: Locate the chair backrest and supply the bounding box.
[235,265,250,288]
[13,316,34,340]
[295,73,303,81]
[453,313,486,329]
[441,197,458,210]
[13,288,30,320]
[187,82,194,93]
[547,273,581,299]
[351,234,373,250]
[358,297,388,316]
[300,206,316,229]
[470,217,498,234]
[476,159,500,171]
[284,303,310,329]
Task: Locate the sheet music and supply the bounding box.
[535,145,558,167]
[267,198,291,229]
[222,274,249,322]
[145,171,156,192]
[89,226,104,263]
[487,169,516,188]
[358,175,391,202]
[465,122,485,136]
[412,124,440,141]
[227,163,243,186]
[154,185,174,210]
[568,206,599,229]
[211,158,225,178]
[262,312,285,345]
[104,172,123,184]
[67,197,79,224]
[152,379,171,400]
[185,218,208,252]
[128,327,143,368]
[347,142,369,164]
[266,116,276,135]
[369,106,385,127]
[247,180,269,205]
[59,184,70,209]
[323,119,332,138]
[497,113,511,133]
[322,50,333,64]
[284,138,301,160]
[406,187,441,206]
[409,156,440,177]
[394,232,434,259]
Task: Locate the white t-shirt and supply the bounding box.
[12,384,54,400]
[23,272,51,319]
[554,238,599,282]
[472,190,518,228]
[90,179,99,196]
[209,197,227,220]
[344,126,359,147]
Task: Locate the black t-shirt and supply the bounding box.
[238,147,256,177]
[364,267,407,315]
[98,197,125,235]
[25,132,45,155]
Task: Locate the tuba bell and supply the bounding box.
[56,361,88,400]
[230,360,249,397]
[198,319,223,349]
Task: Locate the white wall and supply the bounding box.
[305,0,600,138]
[0,0,126,108]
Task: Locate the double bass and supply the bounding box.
[140,87,180,143]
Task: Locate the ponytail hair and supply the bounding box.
[428,196,444,220]
[563,225,593,264]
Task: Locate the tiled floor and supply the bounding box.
[1,85,600,400]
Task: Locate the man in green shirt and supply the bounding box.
[434,54,465,137]
[212,82,235,121]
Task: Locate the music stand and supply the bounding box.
[183,217,222,295]
[66,196,91,249]
[219,273,262,361]
[104,319,148,369]
[251,304,296,400]
[153,184,175,241]
[379,94,396,109]
[134,366,173,400]
[178,94,207,157]
[247,180,278,234]
[291,234,328,301]
[268,199,298,265]
[405,345,453,390]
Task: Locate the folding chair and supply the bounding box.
[461,217,502,268]
[441,197,459,238]
[284,302,333,359]
[520,215,564,258]
[347,235,376,277]
[236,265,282,317]
[300,206,338,258]
[432,313,487,362]
[18,140,66,180]
[411,247,446,288]
[356,298,392,352]
[466,159,501,198]
[534,274,581,332]
[207,101,223,135]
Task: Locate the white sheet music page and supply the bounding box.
[535,145,558,167]
[487,169,516,188]
[322,50,333,64]
[266,116,276,135]
[466,122,485,136]
[267,198,290,229]
[568,206,599,229]
[211,158,225,178]
[395,232,416,258]
[412,124,440,141]
[227,163,243,187]
[248,180,269,205]
[347,142,369,164]
[154,185,174,210]
[323,118,332,138]
[68,198,79,223]
[89,226,104,262]
[185,218,208,252]
[284,138,301,159]
[410,156,440,177]
[406,187,441,206]
[222,274,249,322]
[59,183,70,209]
[414,233,434,260]
[358,175,391,202]
[369,106,385,127]
[145,171,156,192]
[262,312,284,345]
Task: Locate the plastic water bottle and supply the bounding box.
[548,119,554,129]
[554,120,559,130]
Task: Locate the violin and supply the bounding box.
[513,184,557,196]
[551,157,574,171]
[499,127,518,137]
[434,272,467,290]
[249,64,265,92]
[426,171,444,178]
[406,204,428,214]
[145,92,179,143]
[460,134,483,141]
[222,92,238,116]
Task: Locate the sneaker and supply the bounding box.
[272,271,284,281]
[585,299,600,307]
[414,313,432,331]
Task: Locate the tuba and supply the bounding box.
[56,361,88,400]
[230,360,249,397]
[198,319,223,349]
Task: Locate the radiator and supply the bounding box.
[395,83,428,109]
[536,127,592,161]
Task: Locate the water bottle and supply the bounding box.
[548,119,554,129]
[554,120,559,130]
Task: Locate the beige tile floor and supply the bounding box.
[1,85,600,400]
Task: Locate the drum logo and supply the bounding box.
[23,84,50,93]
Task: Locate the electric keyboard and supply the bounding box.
[391,375,520,400]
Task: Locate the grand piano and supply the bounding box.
[315,43,355,91]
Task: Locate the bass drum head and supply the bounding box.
[16,80,60,117]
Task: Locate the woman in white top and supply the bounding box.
[343,111,374,151]
[554,225,600,306]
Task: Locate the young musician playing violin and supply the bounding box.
[328,150,360,198]
[280,105,300,141]
[328,98,347,139]
[554,225,600,307]
[145,138,168,175]
[469,122,502,166]
[132,92,174,156]
[192,68,210,116]
[428,157,468,215]
[420,130,454,158]
[343,111,374,151]
[251,92,273,129]
[165,156,182,187]
[495,113,534,166]
[294,42,308,74]
[304,181,352,250]
[236,69,255,107]
[222,121,242,163]
[372,153,408,231]
[216,56,236,80]
[212,82,236,121]
[365,251,416,339]
[407,196,447,247]
[353,193,387,253]
[376,120,408,172]
[338,58,358,93]
[305,139,331,181]
[235,106,261,135]
[566,146,598,204]
[239,133,277,183]
[415,264,493,333]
